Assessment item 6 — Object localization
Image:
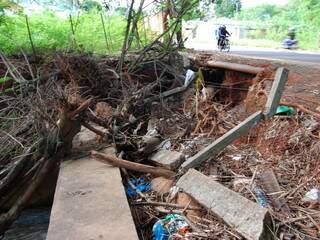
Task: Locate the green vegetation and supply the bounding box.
[215,0,241,18]
[238,0,320,50]
[0,11,136,55]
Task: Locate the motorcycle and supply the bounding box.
[218,36,230,52]
[282,38,298,50]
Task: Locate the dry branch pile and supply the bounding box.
[0,50,319,240]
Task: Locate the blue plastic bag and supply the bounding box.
[126,178,151,197]
[152,220,169,240]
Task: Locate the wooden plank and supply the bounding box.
[180,111,263,171]
[263,67,289,119]
[46,147,138,240]
[176,169,273,240]
[207,61,264,75]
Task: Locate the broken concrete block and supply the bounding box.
[151,177,174,194]
[72,126,106,149]
[149,149,185,170]
[176,169,272,240]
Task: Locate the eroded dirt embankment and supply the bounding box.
[187,50,320,112]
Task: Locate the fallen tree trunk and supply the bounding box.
[207,61,264,75]
[91,151,175,179]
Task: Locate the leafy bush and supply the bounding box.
[238,0,320,50]
[0,10,152,55]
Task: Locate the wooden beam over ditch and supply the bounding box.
[207,61,264,75]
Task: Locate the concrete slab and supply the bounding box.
[72,126,106,150]
[149,149,185,170]
[176,169,272,240]
[46,147,138,240]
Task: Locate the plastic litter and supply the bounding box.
[160,139,171,150]
[302,188,320,204]
[231,155,242,161]
[252,187,268,207]
[184,69,196,87]
[276,105,295,115]
[152,214,190,240]
[126,178,151,197]
[168,186,180,201]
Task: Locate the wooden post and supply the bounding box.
[69,14,77,49]
[25,15,36,58]
[100,12,111,54]
[263,67,289,119]
[180,111,263,172]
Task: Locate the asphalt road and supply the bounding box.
[230,49,320,63]
[186,42,320,64]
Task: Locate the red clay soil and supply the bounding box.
[189,50,320,112]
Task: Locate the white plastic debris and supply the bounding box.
[226,154,243,161]
[181,140,196,150]
[159,139,171,150]
[184,69,196,87]
[302,188,320,204]
[168,186,180,201]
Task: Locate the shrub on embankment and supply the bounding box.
[0,11,148,55]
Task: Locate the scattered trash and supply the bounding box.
[302,188,320,204]
[302,118,319,131]
[181,140,196,151]
[126,178,151,197]
[230,155,242,161]
[145,128,158,137]
[259,169,290,213]
[276,105,295,115]
[152,214,190,240]
[184,69,196,87]
[252,186,268,207]
[168,186,180,202]
[232,178,251,192]
[159,139,171,150]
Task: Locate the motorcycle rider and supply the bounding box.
[288,27,296,40]
[217,25,231,47]
[283,27,298,49]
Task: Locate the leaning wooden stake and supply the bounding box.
[180,67,289,172]
[100,12,111,53]
[91,151,175,179]
[69,14,77,49]
[25,15,36,58]
[180,111,263,171]
[263,67,289,119]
